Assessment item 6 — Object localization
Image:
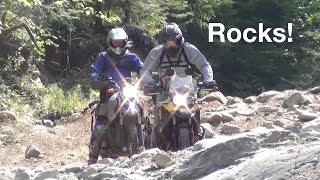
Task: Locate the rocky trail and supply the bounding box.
[1,88,320,179]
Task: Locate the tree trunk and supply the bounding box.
[123,0,131,24]
[94,1,103,29]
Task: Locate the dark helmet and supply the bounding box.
[161,23,185,57]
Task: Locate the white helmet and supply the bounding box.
[107,28,129,58]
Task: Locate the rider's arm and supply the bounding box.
[185,44,214,82]
[139,46,161,85]
[89,52,106,90]
[131,54,144,77]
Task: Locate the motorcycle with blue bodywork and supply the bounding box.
[89,70,146,157]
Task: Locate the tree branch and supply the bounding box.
[1,11,7,25]
[1,23,39,50]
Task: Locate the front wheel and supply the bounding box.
[127,124,139,157]
[177,127,191,150]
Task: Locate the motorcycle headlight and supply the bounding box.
[173,93,187,106]
[123,84,138,99]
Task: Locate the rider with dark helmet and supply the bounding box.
[140,22,216,148]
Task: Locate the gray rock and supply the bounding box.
[199,91,227,104]
[174,136,259,179]
[243,96,256,103]
[201,123,217,138]
[117,174,144,180]
[32,167,45,174]
[301,117,320,133]
[88,172,115,180]
[201,142,320,180]
[263,129,292,144]
[59,163,83,174]
[79,166,99,180]
[233,108,256,116]
[97,158,114,165]
[43,120,54,128]
[130,148,162,162]
[88,167,130,180]
[309,86,320,94]
[34,170,58,180]
[14,168,34,180]
[298,111,318,122]
[152,152,173,168]
[25,145,41,158]
[58,174,78,180]
[257,105,279,113]
[0,111,17,122]
[257,91,280,102]
[273,119,293,128]
[205,112,234,125]
[283,92,305,108]
[226,97,244,106]
[287,104,300,111]
[221,123,241,135]
[0,171,13,180]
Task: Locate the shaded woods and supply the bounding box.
[0,0,319,97]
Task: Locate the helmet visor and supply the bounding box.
[111,39,125,48]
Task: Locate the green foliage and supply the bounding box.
[38,84,92,116]
[6,73,97,118]
[1,0,320,105]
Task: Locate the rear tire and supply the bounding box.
[177,127,191,150]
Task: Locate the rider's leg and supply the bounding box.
[88,114,107,165]
[88,87,110,165]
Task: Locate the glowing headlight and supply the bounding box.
[172,93,187,106]
[123,84,138,99]
[128,101,137,112]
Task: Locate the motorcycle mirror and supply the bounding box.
[185,68,194,76]
[126,41,133,48]
[164,68,175,77]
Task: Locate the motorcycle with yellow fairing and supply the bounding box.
[144,68,216,151]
